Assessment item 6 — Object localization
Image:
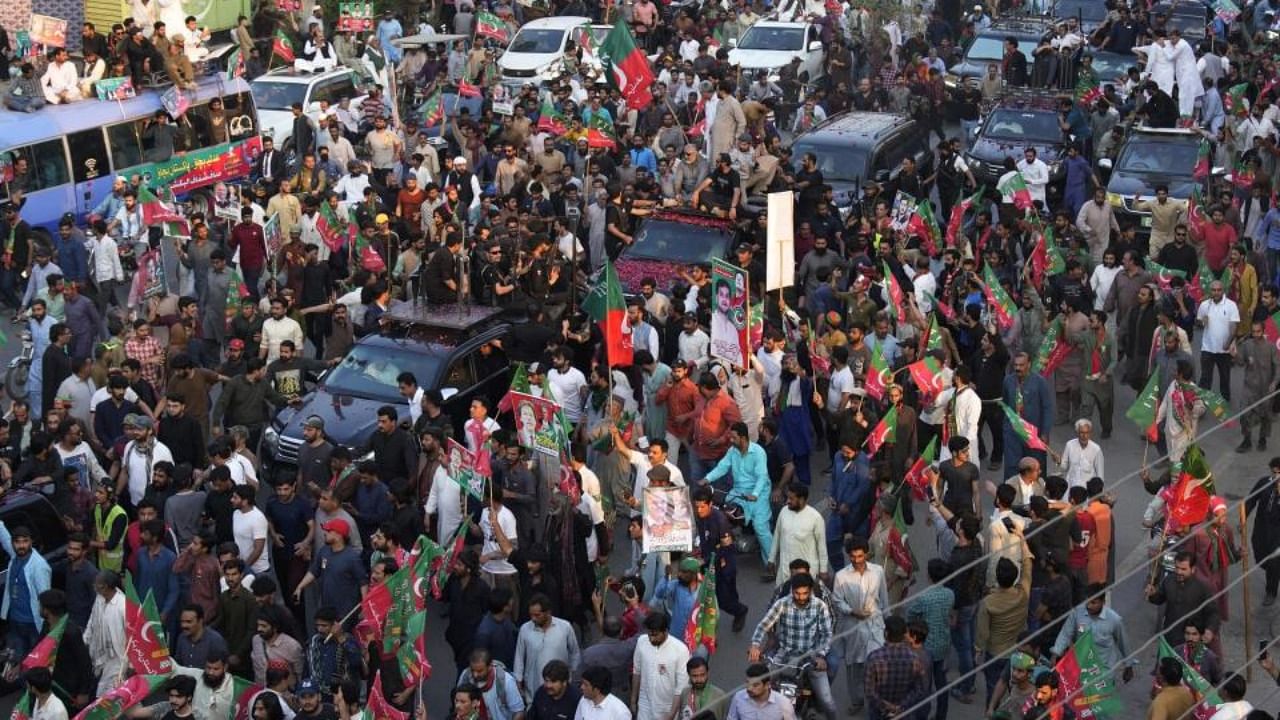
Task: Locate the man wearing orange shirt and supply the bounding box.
[654,361,700,467]
[1085,477,1113,586]
[688,373,742,480]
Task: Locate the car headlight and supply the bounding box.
[263,426,278,452]
[1049,161,1062,176]
[1107,192,1124,207]
[944,74,959,89]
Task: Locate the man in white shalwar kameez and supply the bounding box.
[831,537,887,713]
[425,458,465,545]
[1167,29,1203,118]
[83,571,127,696]
[1134,36,1176,96]
[1156,362,1205,464]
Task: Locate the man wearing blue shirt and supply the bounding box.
[136,518,180,625]
[629,135,658,175]
[0,521,52,659]
[703,422,773,567]
[1002,352,1054,479]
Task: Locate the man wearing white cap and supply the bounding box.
[442,156,482,218]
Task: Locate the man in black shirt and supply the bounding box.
[937,436,980,515]
[363,405,416,481]
[793,151,824,219]
[692,484,749,630]
[157,392,206,468]
[605,190,635,262]
[300,244,333,359]
[294,679,338,720]
[693,153,742,219]
[423,234,464,304]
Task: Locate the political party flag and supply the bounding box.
[475,11,510,43]
[1157,636,1222,712]
[497,363,531,413]
[583,260,634,366]
[999,400,1047,451]
[997,171,1034,212]
[1028,231,1066,289]
[316,201,356,254]
[367,671,409,720]
[457,80,482,98]
[1223,82,1250,117]
[226,46,245,80]
[538,96,567,134]
[906,200,941,257]
[421,88,445,127]
[598,22,654,110]
[432,518,471,599]
[902,436,938,501]
[1167,444,1215,528]
[353,578,392,646]
[920,313,945,356]
[1184,381,1230,421]
[865,405,898,457]
[396,610,432,685]
[883,262,908,325]
[885,499,914,575]
[1187,185,1209,240]
[1148,259,1188,292]
[231,676,263,720]
[271,29,295,63]
[1054,630,1123,720]
[1032,315,1072,376]
[1126,371,1162,442]
[982,265,1016,330]
[137,185,185,229]
[585,113,618,149]
[685,556,718,654]
[908,356,947,401]
[124,575,173,675]
[1264,309,1280,353]
[864,344,892,402]
[10,691,31,720]
[73,674,168,720]
[1074,76,1102,106]
[945,186,985,247]
[1234,158,1256,192]
[1189,255,1229,304]
[20,616,65,672]
[1193,138,1212,180]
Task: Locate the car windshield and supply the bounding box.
[983,110,1063,141]
[1116,139,1200,176]
[323,343,444,401]
[508,28,566,54]
[630,219,735,264]
[790,141,870,182]
[738,26,805,51]
[250,81,309,111]
[1054,0,1108,21]
[1089,53,1138,84]
[965,36,1039,63]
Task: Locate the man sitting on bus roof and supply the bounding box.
[41,47,81,106]
[5,64,46,113]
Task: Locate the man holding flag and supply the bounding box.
[1001,353,1054,480]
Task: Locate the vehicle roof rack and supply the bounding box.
[993,86,1070,104]
[988,15,1057,34]
[382,302,506,330]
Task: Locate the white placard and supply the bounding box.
[765,191,795,291]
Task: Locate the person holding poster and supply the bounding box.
[710,261,749,369]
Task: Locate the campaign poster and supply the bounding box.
[890,191,917,232]
[140,247,168,300]
[642,485,694,553]
[506,391,562,457]
[160,86,190,119]
[263,213,283,257]
[709,258,749,368]
[338,2,374,31]
[95,77,136,101]
[446,438,484,500]
[29,15,67,48]
[276,0,303,11]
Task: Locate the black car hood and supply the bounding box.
[968,136,1065,166]
[274,389,389,447]
[828,179,861,207]
[1107,171,1196,199]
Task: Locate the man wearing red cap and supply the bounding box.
[293,518,367,620]
[1190,495,1240,621]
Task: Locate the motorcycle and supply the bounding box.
[4,331,33,400]
[770,658,822,720]
[712,486,759,556]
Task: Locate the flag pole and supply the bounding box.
[1240,501,1255,680]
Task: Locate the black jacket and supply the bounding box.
[158,413,206,468]
[40,345,73,416]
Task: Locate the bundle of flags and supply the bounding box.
[684,557,719,654]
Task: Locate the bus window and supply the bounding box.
[222,93,256,140]
[27,140,69,191]
[106,122,143,172]
[68,129,110,185]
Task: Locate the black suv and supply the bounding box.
[261,304,513,478]
[945,18,1053,95]
[965,91,1069,195]
[0,489,69,592]
[1102,126,1211,240]
[789,111,935,213]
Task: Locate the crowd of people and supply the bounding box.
[7,0,1280,718]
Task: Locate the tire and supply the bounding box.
[5,361,29,401]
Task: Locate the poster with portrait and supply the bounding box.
[263,213,283,257]
[140,247,168,300]
[709,258,750,369]
[890,191,917,232]
[505,391,562,457]
[642,485,694,553]
[276,0,303,11]
[160,86,190,119]
[95,77,136,101]
[338,2,374,31]
[29,15,67,49]
[445,438,484,500]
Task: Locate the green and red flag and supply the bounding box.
[137,185,186,229]
[1074,76,1102,106]
[1183,381,1230,421]
[583,260,634,366]
[907,356,947,401]
[226,46,245,80]
[598,21,654,110]
[19,616,65,672]
[1054,629,1123,720]
[1031,315,1072,376]
[999,400,1048,451]
[73,674,168,720]
[497,363,532,413]
[1234,158,1257,192]
[997,171,1034,212]
[432,518,471,599]
[1189,254,1230,303]
[864,344,893,402]
[231,676,263,720]
[1157,636,1222,713]
[316,201,356,254]
[1126,371,1162,442]
[1263,309,1280,353]
[865,405,898,457]
[271,29,295,63]
[10,691,31,720]
[684,555,718,654]
[1028,230,1066,289]
[902,436,938,501]
[945,186,985,247]
[883,262,908,325]
[884,498,915,575]
[353,578,393,646]
[1223,82,1250,117]
[475,10,510,43]
[367,671,409,720]
[538,96,567,135]
[585,113,618,149]
[421,88,446,127]
[906,200,941,257]
[124,574,173,675]
[981,265,1016,330]
[396,610,432,685]
[1187,185,1208,239]
[919,313,944,356]
[1193,138,1212,180]
[1148,259,1188,292]
[1166,443,1215,529]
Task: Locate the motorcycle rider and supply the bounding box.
[747,573,837,720]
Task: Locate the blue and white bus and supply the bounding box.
[0,75,260,241]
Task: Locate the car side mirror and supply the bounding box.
[728,37,738,47]
[808,40,823,51]
[441,387,459,401]
[1098,158,1113,170]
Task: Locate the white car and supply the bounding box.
[727,21,826,85]
[498,16,599,88]
[249,68,369,155]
